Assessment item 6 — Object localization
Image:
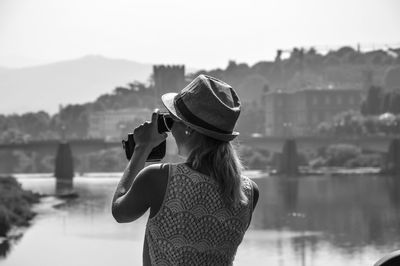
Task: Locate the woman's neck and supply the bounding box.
[184,161,211,177]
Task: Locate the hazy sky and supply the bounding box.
[1,0,399,69]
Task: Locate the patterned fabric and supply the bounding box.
[145,163,253,266]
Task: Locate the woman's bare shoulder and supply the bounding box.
[249,179,259,210]
[139,163,169,188]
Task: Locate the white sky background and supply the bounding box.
[0,0,399,69]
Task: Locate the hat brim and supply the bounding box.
[161,93,239,142]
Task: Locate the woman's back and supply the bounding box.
[145,163,254,266]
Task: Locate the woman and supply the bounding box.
[112,75,259,266]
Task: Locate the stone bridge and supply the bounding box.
[0,135,393,155]
[0,135,397,178]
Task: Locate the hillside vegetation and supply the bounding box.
[0,176,40,236]
[1,46,398,143]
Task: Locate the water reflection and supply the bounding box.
[252,175,400,253]
[385,176,400,207]
[55,179,74,195]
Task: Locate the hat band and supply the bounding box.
[175,97,231,134]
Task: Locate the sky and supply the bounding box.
[0,0,399,70]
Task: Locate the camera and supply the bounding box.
[122,112,174,161]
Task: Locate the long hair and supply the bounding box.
[186,134,248,206]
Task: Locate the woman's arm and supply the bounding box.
[112,111,167,223]
[112,145,152,223]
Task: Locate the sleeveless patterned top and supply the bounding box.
[145,163,254,266]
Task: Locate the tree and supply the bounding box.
[388,92,400,114]
[381,93,392,114]
[236,105,265,136]
[0,128,25,143]
[325,144,361,166]
[335,46,356,58]
[56,104,89,138]
[19,111,52,138]
[361,86,383,115]
[127,81,147,92]
[113,86,130,95]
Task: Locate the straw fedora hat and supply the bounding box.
[161,75,241,142]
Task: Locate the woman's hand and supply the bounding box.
[133,110,168,150]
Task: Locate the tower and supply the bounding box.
[153,65,186,108]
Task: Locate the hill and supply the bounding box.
[0,55,153,114]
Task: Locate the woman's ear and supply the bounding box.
[185,127,194,136]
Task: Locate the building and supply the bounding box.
[264,88,363,136]
[88,108,151,140]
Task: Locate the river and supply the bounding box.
[1,172,399,266]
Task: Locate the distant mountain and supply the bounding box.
[0,55,153,114]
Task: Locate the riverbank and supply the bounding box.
[262,166,383,178]
[0,176,40,237]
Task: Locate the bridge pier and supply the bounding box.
[382,139,400,176]
[277,139,299,176]
[54,142,74,193]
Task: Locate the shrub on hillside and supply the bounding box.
[325,144,361,166]
[345,153,382,168]
[239,145,269,170]
[0,205,11,236]
[309,156,328,168]
[77,148,126,172]
[0,176,39,236]
[247,152,269,170]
